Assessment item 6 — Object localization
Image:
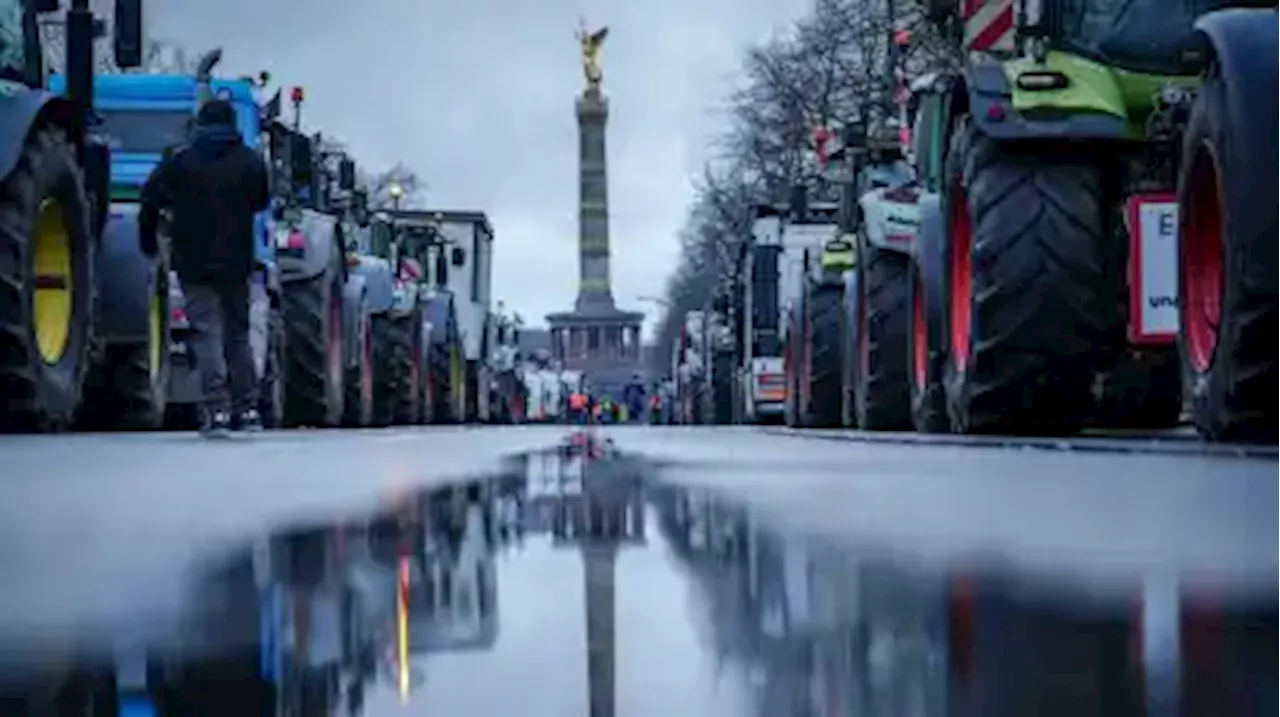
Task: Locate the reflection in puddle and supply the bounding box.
[0,432,1274,717]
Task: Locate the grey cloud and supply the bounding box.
[148,0,809,333]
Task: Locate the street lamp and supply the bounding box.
[388,182,404,212]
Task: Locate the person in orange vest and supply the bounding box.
[568,392,588,424]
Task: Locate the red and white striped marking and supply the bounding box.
[963,0,1015,53]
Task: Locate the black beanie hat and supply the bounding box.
[196,99,236,127]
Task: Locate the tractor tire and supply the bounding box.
[840,273,859,428]
[281,268,344,427]
[79,259,171,431]
[342,297,374,427]
[428,342,455,423]
[853,244,912,430]
[1094,348,1182,429]
[259,306,285,429]
[806,283,844,428]
[1177,66,1277,442]
[372,311,421,426]
[907,256,948,433]
[0,125,95,432]
[943,119,1110,434]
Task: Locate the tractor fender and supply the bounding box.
[914,193,949,365]
[0,85,74,181]
[425,291,459,347]
[277,210,339,284]
[960,60,1129,141]
[346,254,395,315]
[859,188,921,256]
[95,203,162,344]
[1191,9,1279,279]
[341,273,368,370]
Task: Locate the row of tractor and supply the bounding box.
[672,0,1277,444]
[0,1,525,433]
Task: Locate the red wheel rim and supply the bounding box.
[361,318,373,409]
[1181,142,1225,373]
[326,291,343,391]
[857,279,869,379]
[409,339,421,413]
[912,273,927,388]
[949,187,974,371]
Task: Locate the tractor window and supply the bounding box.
[97,109,192,155]
[0,0,27,83]
[1056,0,1260,73]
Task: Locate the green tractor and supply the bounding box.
[0,0,142,432]
[910,0,1277,440]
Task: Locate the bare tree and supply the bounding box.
[652,0,959,374]
[365,164,427,209]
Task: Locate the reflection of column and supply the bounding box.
[582,542,617,717]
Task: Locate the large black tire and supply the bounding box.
[259,305,285,429]
[0,125,95,432]
[1177,66,1277,443]
[806,283,844,428]
[342,297,374,427]
[428,341,456,423]
[943,119,1110,434]
[372,310,421,426]
[281,269,344,427]
[852,243,912,430]
[79,259,171,430]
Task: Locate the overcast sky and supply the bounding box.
[146,1,809,335]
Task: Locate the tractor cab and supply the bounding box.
[0,1,32,85]
[928,0,1274,71]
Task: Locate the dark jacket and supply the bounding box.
[139,123,270,286]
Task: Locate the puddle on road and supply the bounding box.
[0,432,1275,717]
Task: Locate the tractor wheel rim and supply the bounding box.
[949,186,973,372]
[149,293,162,382]
[361,318,373,410]
[33,199,72,364]
[1181,141,1225,374]
[327,290,343,392]
[912,273,927,389]
[858,280,869,381]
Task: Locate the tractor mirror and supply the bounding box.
[841,122,867,151]
[450,246,466,267]
[290,134,313,188]
[338,158,356,190]
[113,0,143,69]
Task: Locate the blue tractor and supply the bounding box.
[65,51,289,428]
[0,0,143,432]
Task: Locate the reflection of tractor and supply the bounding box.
[0,0,143,432]
[911,0,1276,440]
[266,89,379,427]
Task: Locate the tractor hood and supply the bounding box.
[109,152,161,201]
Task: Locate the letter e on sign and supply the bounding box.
[1136,198,1180,339]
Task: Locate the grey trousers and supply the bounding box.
[183,280,258,413]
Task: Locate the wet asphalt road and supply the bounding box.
[0,426,1276,716]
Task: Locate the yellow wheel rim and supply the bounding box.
[149,294,162,381]
[33,199,72,364]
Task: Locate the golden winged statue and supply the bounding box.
[578,22,609,92]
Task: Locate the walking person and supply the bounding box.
[139,99,271,437]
